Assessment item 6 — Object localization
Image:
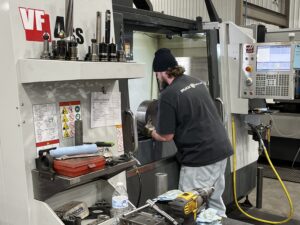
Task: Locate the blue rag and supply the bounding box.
[157,190,183,201]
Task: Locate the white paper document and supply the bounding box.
[32,103,60,152]
[91,92,122,128]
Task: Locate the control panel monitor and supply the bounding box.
[240,43,296,100]
[256,45,291,72]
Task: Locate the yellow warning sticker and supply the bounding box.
[62,114,69,122]
[63,122,69,130]
[62,107,68,114]
[59,101,81,139]
[63,130,70,138]
[116,124,124,152]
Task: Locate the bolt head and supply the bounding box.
[43,32,50,40]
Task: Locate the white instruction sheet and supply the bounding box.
[91,92,122,128]
[33,103,59,152]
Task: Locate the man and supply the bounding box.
[148,48,233,217]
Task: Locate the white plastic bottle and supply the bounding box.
[111,182,129,218]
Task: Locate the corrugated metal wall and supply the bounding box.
[244,0,282,29]
[246,18,279,29]
[246,0,300,29]
[150,0,300,29]
[289,0,300,28]
[150,0,236,22]
[247,0,282,13]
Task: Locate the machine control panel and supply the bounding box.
[240,43,297,99]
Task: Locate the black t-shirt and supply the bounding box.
[156,75,233,167]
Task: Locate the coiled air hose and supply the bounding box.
[231,116,294,224]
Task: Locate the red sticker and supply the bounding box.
[19,7,51,42]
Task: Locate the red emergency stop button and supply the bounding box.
[245,66,252,72]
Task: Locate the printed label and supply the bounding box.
[246,45,254,53]
[112,196,128,208]
[19,7,51,42]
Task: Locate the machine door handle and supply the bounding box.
[215,97,224,122]
[125,109,139,153]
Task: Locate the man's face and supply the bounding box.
[155,72,163,82]
[156,72,168,91]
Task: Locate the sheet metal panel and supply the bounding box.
[0,1,129,224]
[150,0,284,23]
[150,0,235,22]
[150,0,300,29]
[246,0,300,29]
[289,0,300,28]
[246,18,280,29]
[247,0,282,13]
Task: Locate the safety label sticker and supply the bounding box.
[116,125,124,152]
[59,101,81,138]
[33,103,60,154]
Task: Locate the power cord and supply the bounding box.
[133,165,142,207]
[128,153,143,207]
[232,116,294,224]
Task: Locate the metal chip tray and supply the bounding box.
[32,160,136,201]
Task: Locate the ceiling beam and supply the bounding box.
[242,1,289,28]
[235,0,290,28]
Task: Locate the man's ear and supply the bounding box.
[164,71,171,78]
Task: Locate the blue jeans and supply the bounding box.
[178,158,228,217]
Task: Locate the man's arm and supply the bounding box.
[151,130,174,142]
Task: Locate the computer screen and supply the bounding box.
[256,45,291,72]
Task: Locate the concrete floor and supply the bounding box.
[229,177,300,224]
[248,178,300,221]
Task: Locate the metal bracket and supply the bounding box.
[125,109,139,153]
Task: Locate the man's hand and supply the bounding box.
[144,118,155,137]
[144,118,174,141]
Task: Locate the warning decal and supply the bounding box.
[59,101,81,139]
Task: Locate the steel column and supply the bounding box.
[256,166,264,209]
[235,0,244,26]
[206,29,222,117]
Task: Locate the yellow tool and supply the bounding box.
[168,187,214,224]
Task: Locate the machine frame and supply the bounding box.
[0,1,261,225]
[112,0,258,208]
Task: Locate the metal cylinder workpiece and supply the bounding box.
[155,172,168,196]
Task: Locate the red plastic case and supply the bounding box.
[53,156,106,177]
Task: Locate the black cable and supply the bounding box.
[134,166,142,207]
[248,123,265,149]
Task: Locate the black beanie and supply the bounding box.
[153,48,178,72]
